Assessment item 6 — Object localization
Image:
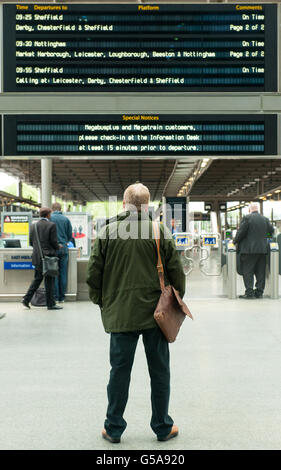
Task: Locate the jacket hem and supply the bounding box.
[104,323,157,334]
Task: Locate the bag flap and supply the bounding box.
[172,287,193,320]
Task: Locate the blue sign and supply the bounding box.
[174,235,192,248]
[203,236,217,246]
[4,262,34,270]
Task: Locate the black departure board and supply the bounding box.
[4,114,277,158]
[3,3,277,92]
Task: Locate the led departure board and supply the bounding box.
[3,3,277,92]
[4,114,277,158]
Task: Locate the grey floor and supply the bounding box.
[0,274,281,450]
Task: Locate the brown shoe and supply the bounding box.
[102,429,120,444]
[157,425,179,441]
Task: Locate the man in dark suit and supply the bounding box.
[51,202,73,303]
[22,207,63,310]
[234,203,274,299]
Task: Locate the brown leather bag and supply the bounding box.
[152,222,193,343]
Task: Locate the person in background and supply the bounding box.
[170,218,177,234]
[234,202,274,299]
[51,202,73,303]
[87,183,185,444]
[67,237,75,248]
[22,207,62,310]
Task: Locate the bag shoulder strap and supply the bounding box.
[152,221,165,291]
[34,222,44,261]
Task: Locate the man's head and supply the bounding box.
[123,183,150,212]
[249,202,259,214]
[39,207,52,219]
[52,202,62,212]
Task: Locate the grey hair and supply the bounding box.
[249,202,259,213]
[123,183,150,211]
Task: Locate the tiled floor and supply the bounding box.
[0,277,281,450]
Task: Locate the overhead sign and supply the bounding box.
[192,212,211,222]
[4,114,277,158]
[204,203,213,212]
[166,197,187,233]
[219,203,227,212]
[3,3,277,92]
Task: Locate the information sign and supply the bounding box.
[1,212,32,248]
[202,236,217,246]
[4,114,277,158]
[3,3,277,92]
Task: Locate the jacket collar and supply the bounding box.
[106,210,150,225]
[118,210,150,221]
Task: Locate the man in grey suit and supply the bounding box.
[234,203,274,299]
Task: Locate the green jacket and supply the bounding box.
[86,211,185,333]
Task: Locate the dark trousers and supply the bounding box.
[54,247,69,301]
[105,327,174,439]
[24,265,55,308]
[241,253,267,296]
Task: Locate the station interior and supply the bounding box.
[0,0,281,451]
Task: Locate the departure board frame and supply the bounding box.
[3,114,277,159]
[3,3,278,93]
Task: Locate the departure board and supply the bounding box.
[4,114,277,158]
[3,3,277,92]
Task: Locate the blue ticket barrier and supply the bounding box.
[199,233,222,276]
[173,232,194,276]
[264,242,279,299]
[173,232,193,251]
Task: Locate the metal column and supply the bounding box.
[162,196,166,227]
[41,159,52,208]
[186,196,190,232]
[269,243,279,299]
[226,242,237,299]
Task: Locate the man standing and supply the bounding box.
[22,207,63,310]
[87,183,185,443]
[234,203,274,299]
[51,203,73,303]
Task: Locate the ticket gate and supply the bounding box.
[175,232,235,298]
[222,241,237,299]
[175,232,280,300]
[184,233,237,299]
[198,233,222,276]
[174,232,221,277]
[264,242,279,299]
[178,233,222,276]
[224,241,280,300]
[277,233,281,276]
[173,232,194,276]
